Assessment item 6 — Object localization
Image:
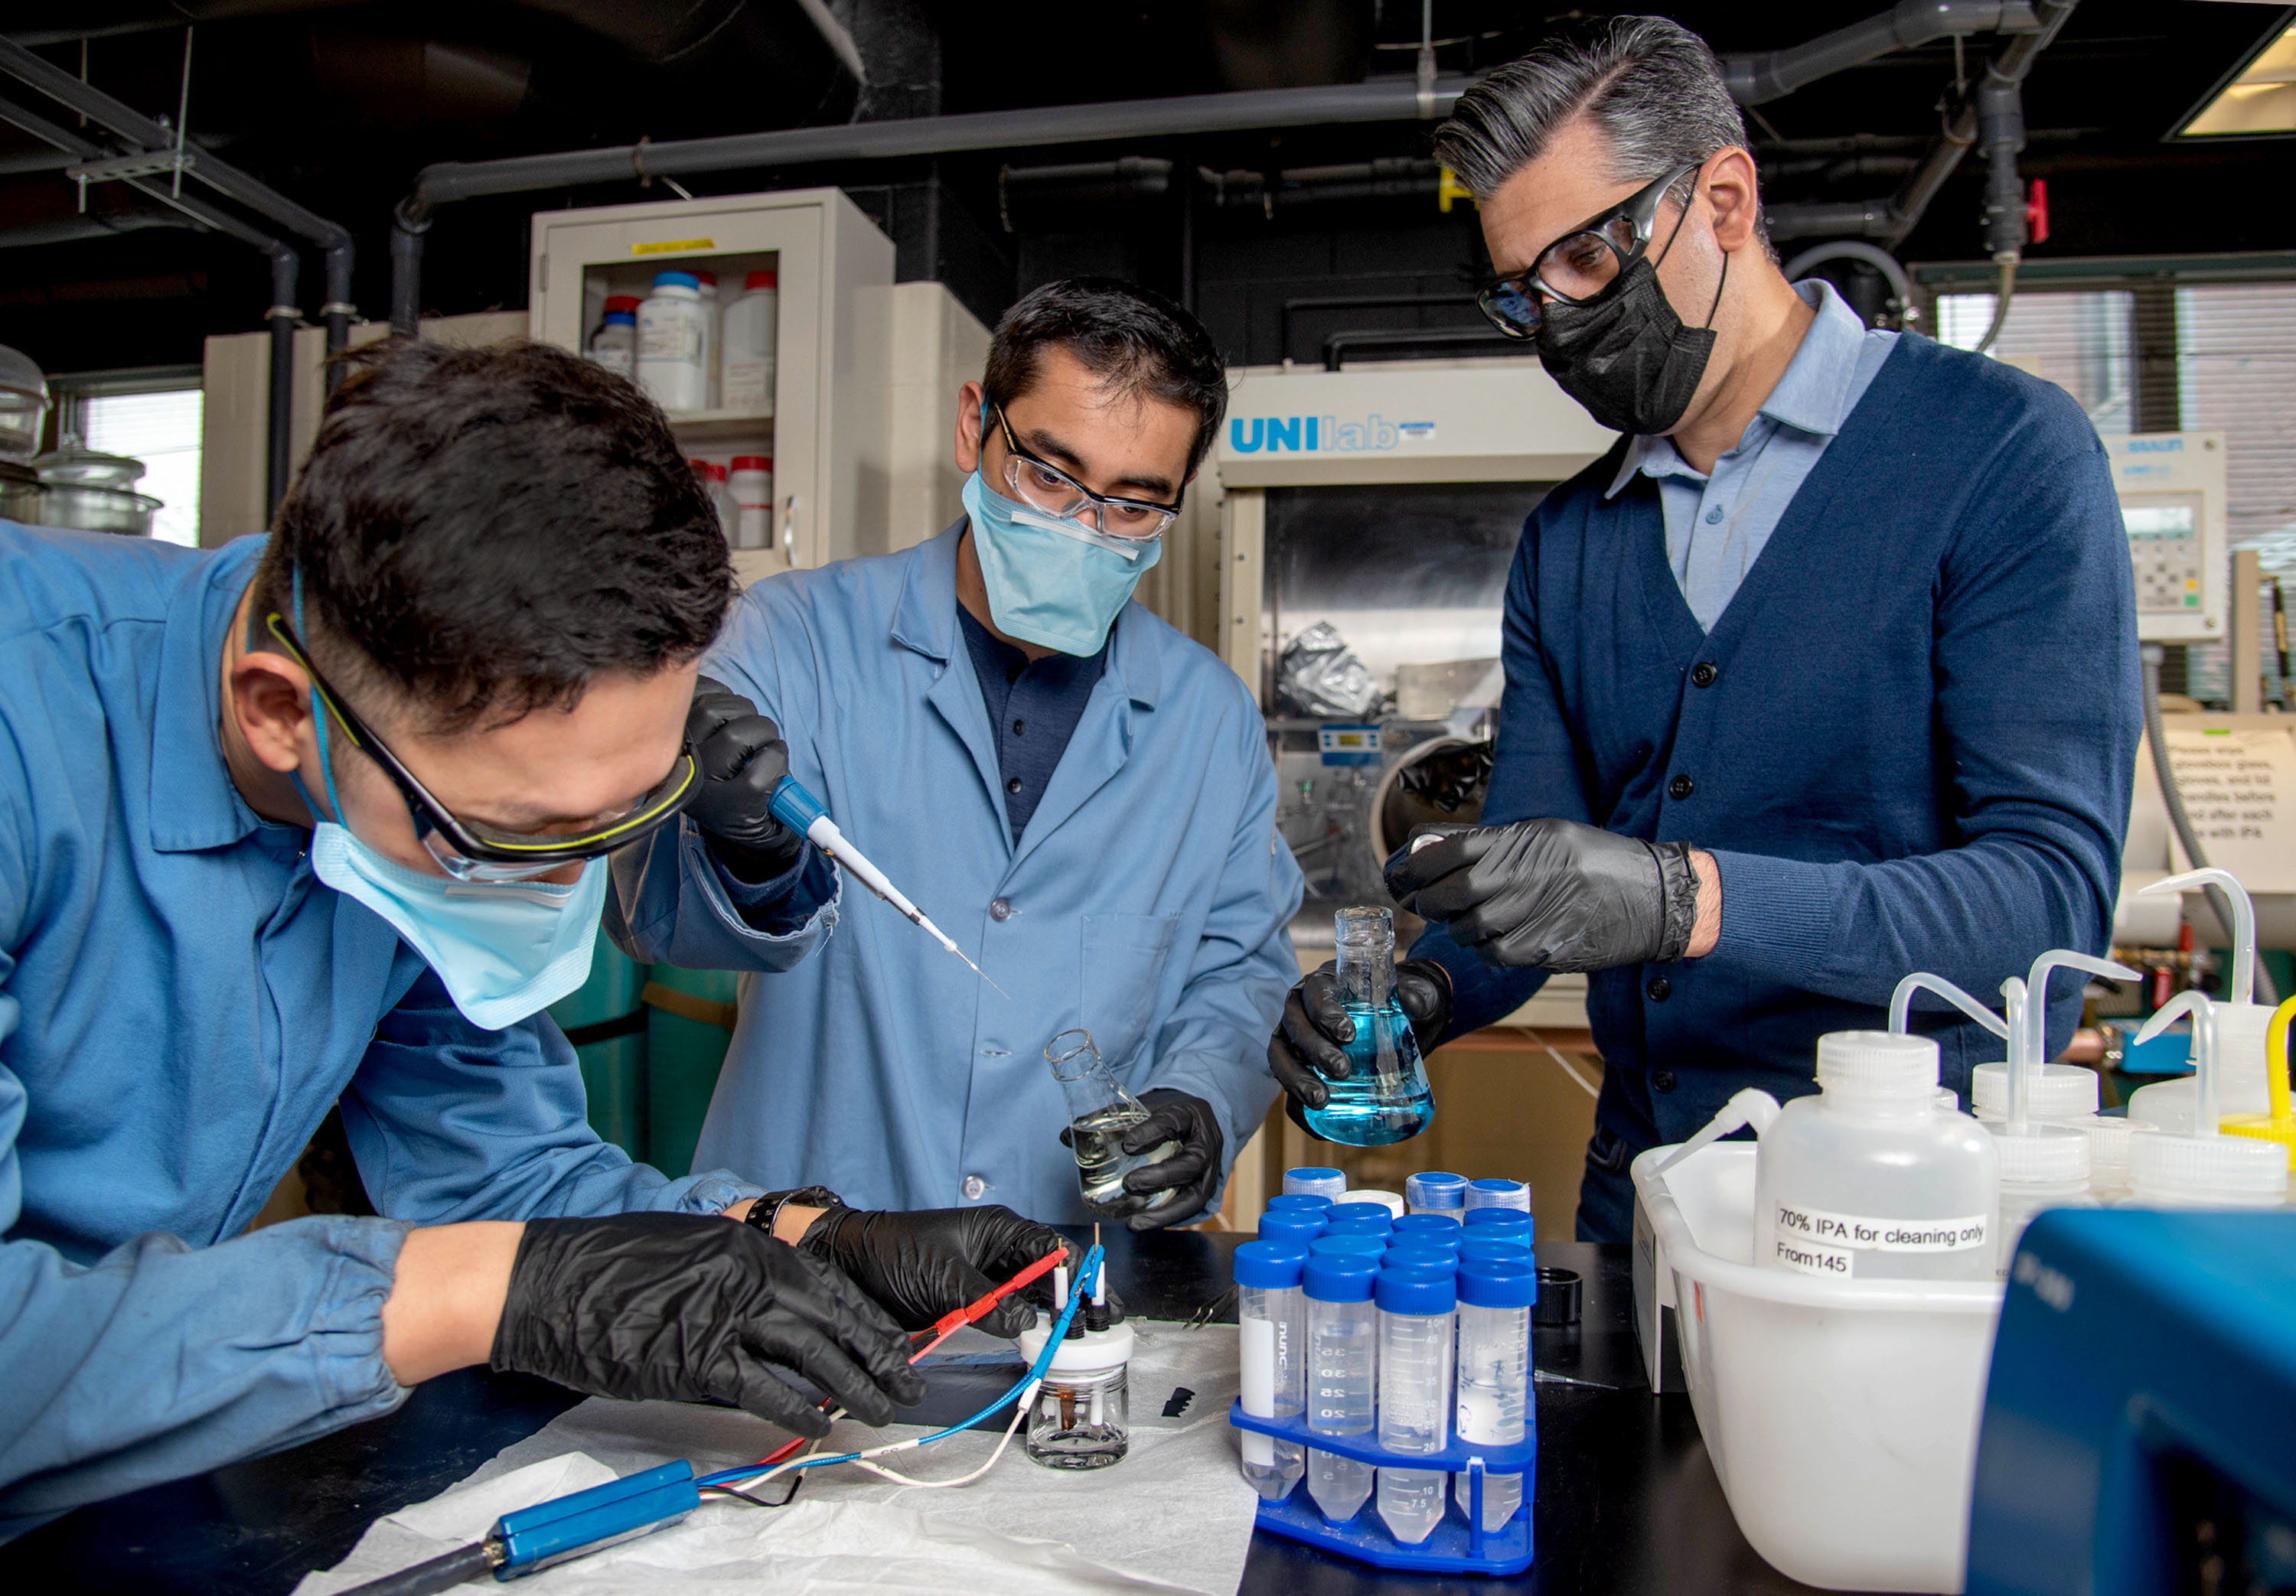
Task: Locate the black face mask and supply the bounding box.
[1534,250,1727,437]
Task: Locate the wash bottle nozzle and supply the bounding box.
[2005,950,2139,1135]
[2141,868,2257,1005]
[1888,972,2011,1039]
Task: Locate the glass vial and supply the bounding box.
[1304,907,1435,1146]
[1046,1028,1179,1219]
[1017,1317,1133,1471]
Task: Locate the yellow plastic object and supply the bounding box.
[1437,167,1476,213]
[2221,994,2296,1162]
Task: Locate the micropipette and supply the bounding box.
[766,776,1006,996]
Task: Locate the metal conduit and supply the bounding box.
[1723,0,2040,105]
[390,74,1481,333]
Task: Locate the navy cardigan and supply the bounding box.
[1416,333,2141,1151]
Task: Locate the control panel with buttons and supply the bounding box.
[2108,433,2226,645]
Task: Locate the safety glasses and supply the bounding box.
[990,403,1183,542]
[263,612,698,881]
[1475,158,1704,340]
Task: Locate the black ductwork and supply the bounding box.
[1720,0,2040,105]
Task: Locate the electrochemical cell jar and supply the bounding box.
[1305,907,1433,1145]
[635,271,708,412]
[720,268,779,412]
[1016,1318,1132,1470]
[587,295,640,379]
[1752,1031,2001,1282]
[1990,1125,2095,1278]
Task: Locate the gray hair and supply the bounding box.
[1434,16,1750,211]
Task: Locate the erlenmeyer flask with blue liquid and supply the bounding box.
[1306,905,1434,1146]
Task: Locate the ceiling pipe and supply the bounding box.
[390,73,1480,334]
[0,33,354,370]
[1721,0,2039,105]
[0,90,302,520]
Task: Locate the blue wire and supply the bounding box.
[696,1243,1104,1490]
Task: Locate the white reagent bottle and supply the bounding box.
[635,271,708,412]
[1753,1031,2001,1282]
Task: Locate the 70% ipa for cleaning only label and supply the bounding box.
[1770,1201,1988,1278]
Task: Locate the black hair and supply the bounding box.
[253,337,732,734]
[981,277,1228,477]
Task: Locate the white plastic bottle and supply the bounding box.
[1303,1256,1378,1525]
[1453,1256,1534,1531]
[2128,868,2275,1132]
[636,270,708,412]
[2081,1116,2135,1202]
[729,455,772,551]
[1375,1266,1455,1546]
[1972,1061,2099,1125]
[719,268,778,412]
[693,269,720,409]
[587,295,639,379]
[1753,1031,2001,1282]
[1234,1240,1308,1502]
[1991,1125,2095,1278]
[2125,1132,2289,1208]
[1283,1166,1348,1200]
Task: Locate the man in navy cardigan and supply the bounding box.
[1270,17,2138,1240]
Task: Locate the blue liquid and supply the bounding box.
[1305,998,1434,1145]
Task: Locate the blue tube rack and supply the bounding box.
[1228,1402,1535,1576]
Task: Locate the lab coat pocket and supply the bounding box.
[1078,912,1182,1073]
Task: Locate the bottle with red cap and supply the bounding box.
[729,456,774,550]
[588,295,641,379]
[721,268,779,412]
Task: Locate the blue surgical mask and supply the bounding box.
[292,578,605,1030]
[962,468,1160,656]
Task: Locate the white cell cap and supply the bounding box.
[2128,1129,2290,1201]
[1990,1124,2092,1184]
[1817,1031,1940,1097]
[1973,1062,2100,1121]
[1016,1319,1135,1378]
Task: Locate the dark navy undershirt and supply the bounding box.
[957,602,1107,842]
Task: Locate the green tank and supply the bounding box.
[643,962,741,1178]
[544,927,648,1160]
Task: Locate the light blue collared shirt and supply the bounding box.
[1606,278,1899,631]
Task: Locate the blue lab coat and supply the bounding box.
[0,526,801,1537]
[610,523,1303,1221]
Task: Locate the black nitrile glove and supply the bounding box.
[1268,959,1453,1122]
[1114,1088,1225,1232]
[798,1204,1078,1339]
[1386,818,1699,972]
[685,676,802,883]
[491,1212,925,1437]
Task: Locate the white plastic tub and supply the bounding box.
[1631,1143,2004,1593]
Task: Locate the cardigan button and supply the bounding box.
[1668,774,1695,800]
[1691,662,1718,688]
[1647,976,1671,1002]
[1652,1070,1678,1094]
[990,897,1013,921]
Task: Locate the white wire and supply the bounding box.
[1525,1028,1602,1099]
[846,1384,1036,1489]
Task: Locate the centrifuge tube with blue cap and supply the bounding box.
[1234,1241,1309,1501]
[1404,1171,1466,1216]
[1454,1256,1535,1531]
[1463,1177,1529,1214]
[1284,1166,1349,1200]
[1303,1255,1379,1524]
[1374,1263,1455,1546]
[766,776,1003,994]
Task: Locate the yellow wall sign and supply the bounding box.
[632,239,714,256]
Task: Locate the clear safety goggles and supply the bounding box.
[265,612,698,882]
[992,402,1183,542]
[1475,158,1704,339]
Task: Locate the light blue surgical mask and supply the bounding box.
[962,468,1160,656]
[292,578,605,1030]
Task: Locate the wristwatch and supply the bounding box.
[742,1184,844,1243]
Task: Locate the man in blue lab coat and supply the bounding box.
[0,339,1074,1539]
[1268,19,2138,1242]
[613,278,1303,1229]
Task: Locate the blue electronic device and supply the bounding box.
[494,1461,700,1576]
[1965,1209,2296,1596]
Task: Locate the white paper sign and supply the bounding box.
[2163,727,2296,891]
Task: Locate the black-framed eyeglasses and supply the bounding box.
[264,611,699,882]
[989,403,1184,542]
[1475,158,1705,340]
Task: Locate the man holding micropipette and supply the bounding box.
[611,277,1303,1230]
[1267,18,2139,1242]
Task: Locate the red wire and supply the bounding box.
[745,1246,1073,1471]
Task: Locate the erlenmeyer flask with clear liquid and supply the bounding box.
[1047,1028,1180,1218]
[1305,906,1434,1146]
